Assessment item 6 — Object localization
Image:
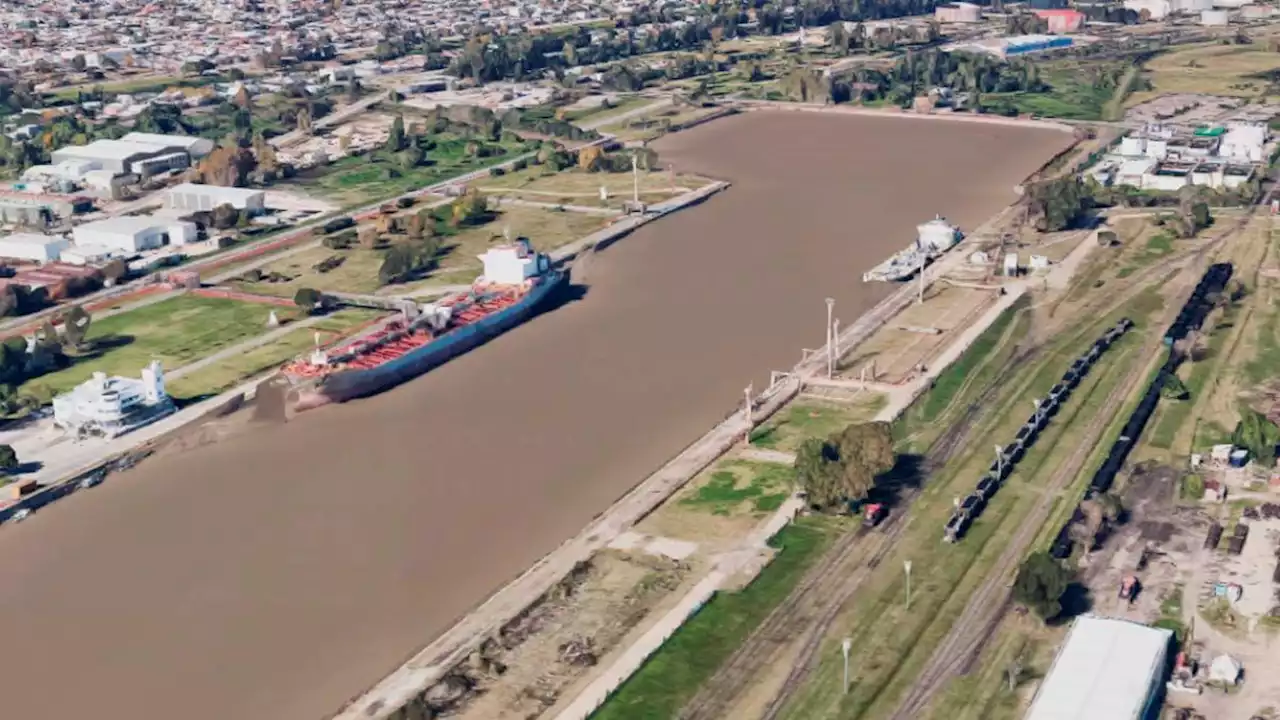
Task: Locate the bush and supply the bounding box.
[512,158,528,171]
[321,216,355,234]
[294,287,322,311]
[322,230,356,250]
[489,167,506,176]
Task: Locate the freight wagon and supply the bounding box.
[1050,264,1233,559]
[944,317,1135,543]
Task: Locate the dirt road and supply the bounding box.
[0,112,1069,720]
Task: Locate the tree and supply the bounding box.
[830,422,895,501]
[451,188,489,226]
[795,436,843,508]
[1232,408,1280,466]
[0,444,18,473]
[399,144,424,170]
[1012,552,1072,620]
[102,258,128,284]
[294,287,322,312]
[211,203,241,230]
[296,105,312,133]
[70,54,87,72]
[62,305,91,350]
[387,115,406,152]
[233,85,252,110]
[578,145,603,172]
[1161,373,1189,400]
[793,421,895,510]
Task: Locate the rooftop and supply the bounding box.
[167,183,264,202]
[1025,616,1172,720]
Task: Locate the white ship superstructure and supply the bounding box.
[863,216,963,282]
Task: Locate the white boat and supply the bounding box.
[863,216,963,283]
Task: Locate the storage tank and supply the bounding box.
[916,216,961,253]
[1202,9,1230,24]
[1119,136,1146,157]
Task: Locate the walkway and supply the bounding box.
[164,314,326,382]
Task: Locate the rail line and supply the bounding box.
[886,236,1230,720]
[726,242,1219,720]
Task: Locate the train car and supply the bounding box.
[944,512,970,543]
[977,476,999,500]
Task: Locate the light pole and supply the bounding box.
[995,445,1004,478]
[833,318,841,368]
[842,637,853,694]
[904,560,913,610]
[743,384,753,446]
[826,297,835,379]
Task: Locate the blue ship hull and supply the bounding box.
[291,271,567,410]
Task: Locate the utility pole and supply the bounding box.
[842,637,853,694]
[833,318,841,366]
[904,560,913,610]
[631,153,640,207]
[743,383,753,446]
[995,445,1004,477]
[918,258,926,305]
[826,297,835,379]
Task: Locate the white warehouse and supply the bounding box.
[49,134,210,179]
[72,216,198,254]
[0,232,72,262]
[1026,616,1172,720]
[165,183,266,213]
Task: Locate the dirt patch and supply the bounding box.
[402,551,688,720]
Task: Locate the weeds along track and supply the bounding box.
[763,246,1215,720]
[885,257,1211,720]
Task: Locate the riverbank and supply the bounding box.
[0,110,1070,720]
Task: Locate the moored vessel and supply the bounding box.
[281,239,566,411]
[862,216,963,283]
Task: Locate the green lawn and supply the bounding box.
[21,295,300,404]
[750,397,886,452]
[592,518,840,720]
[980,62,1135,122]
[163,308,382,400]
[680,460,794,516]
[286,136,534,207]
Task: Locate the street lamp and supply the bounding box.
[842,637,853,694]
[904,560,913,611]
[743,384,753,446]
[826,298,835,379]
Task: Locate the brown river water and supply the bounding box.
[0,112,1070,719]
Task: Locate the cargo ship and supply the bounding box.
[862,216,963,283]
[281,239,566,411]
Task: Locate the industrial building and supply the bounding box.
[53,361,174,438]
[49,137,194,178]
[1089,122,1268,192]
[947,34,1073,59]
[165,183,266,213]
[1025,616,1172,720]
[1034,9,1086,32]
[935,2,982,22]
[71,215,198,255]
[119,132,215,159]
[0,233,72,262]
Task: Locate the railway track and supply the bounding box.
[886,237,1230,720]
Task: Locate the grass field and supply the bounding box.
[750,397,887,452]
[599,105,725,142]
[561,95,657,123]
[981,62,1136,122]
[284,135,533,207]
[20,295,301,403]
[44,73,223,102]
[679,460,795,516]
[779,320,1153,720]
[592,517,843,720]
[475,166,709,210]
[163,308,382,400]
[234,205,609,297]
[1126,44,1280,106]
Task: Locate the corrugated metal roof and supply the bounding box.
[1026,616,1172,720]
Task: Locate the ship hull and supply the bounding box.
[289,271,567,411]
